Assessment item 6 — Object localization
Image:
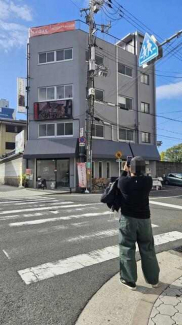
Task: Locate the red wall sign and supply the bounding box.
[29,21,75,38]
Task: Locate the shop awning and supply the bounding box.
[23,138,78,159]
[130,143,160,161]
[92,140,160,161]
[92,140,132,159]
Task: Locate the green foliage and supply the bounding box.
[160,151,165,161]
[162,143,182,162]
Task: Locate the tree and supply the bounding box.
[160,151,166,161]
[162,143,182,163]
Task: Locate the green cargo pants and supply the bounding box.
[119,215,160,285]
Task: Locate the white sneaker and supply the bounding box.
[152,282,159,288]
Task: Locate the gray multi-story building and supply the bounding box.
[24,21,160,190]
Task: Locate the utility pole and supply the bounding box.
[81,0,110,193]
[86,0,95,193]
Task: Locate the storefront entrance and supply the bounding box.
[37,159,69,189]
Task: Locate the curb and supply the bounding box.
[75,250,182,325]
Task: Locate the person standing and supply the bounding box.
[118,156,160,290]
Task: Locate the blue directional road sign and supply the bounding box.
[139,33,158,67]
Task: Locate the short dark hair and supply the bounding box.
[130,156,145,176]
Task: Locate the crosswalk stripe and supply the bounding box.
[150,201,182,210]
[18,231,182,285]
[0,202,91,215]
[65,224,158,243]
[9,211,112,226]
[0,207,100,221]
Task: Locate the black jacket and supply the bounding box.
[118,171,152,219]
[101,179,122,212]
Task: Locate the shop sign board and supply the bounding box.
[77,163,87,188]
[15,130,25,154]
[34,100,72,120]
[29,21,75,38]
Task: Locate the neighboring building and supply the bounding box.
[0,99,9,108]
[24,21,160,190]
[0,119,27,157]
[0,107,16,120]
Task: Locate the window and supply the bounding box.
[92,161,95,178]
[47,87,55,100]
[99,161,103,178]
[6,125,16,133]
[39,48,73,64]
[38,85,73,101]
[65,49,72,60]
[142,132,151,143]
[141,73,149,85]
[106,162,110,178]
[39,124,55,137]
[6,125,23,133]
[85,51,103,66]
[57,123,73,136]
[119,128,134,141]
[118,63,132,77]
[56,48,73,61]
[118,96,132,110]
[47,124,55,136]
[6,142,15,150]
[92,124,104,138]
[38,88,46,101]
[141,102,150,113]
[47,51,54,62]
[65,123,73,135]
[57,123,64,136]
[39,53,46,64]
[96,55,103,66]
[95,89,104,102]
[36,123,73,137]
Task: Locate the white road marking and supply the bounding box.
[3,249,11,260]
[0,206,100,221]
[14,200,58,206]
[0,202,92,215]
[150,201,182,210]
[18,231,182,284]
[9,211,113,227]
[150,195,182,200]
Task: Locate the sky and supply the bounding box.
[0,0,182,152]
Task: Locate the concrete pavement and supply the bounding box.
[76,250,182,325]
[0,184,70,198]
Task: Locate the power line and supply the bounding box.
[111,0,182,62]
[94,109,182,141]
[68,0,81,10]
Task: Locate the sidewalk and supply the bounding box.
[76,250,182,325]
[0,185,70,198]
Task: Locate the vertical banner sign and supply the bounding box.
[17,78,26,113]
[77,163,87,188]
[15,130,25,154]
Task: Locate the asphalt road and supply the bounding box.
[0,185,182,325]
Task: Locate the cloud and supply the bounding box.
[0,1,32,51]
[0,0,32,21]
[156,81,182,100]
[0,20,28,51]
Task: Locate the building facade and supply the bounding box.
[0,119,26,158]
[24,22,160,190]
[0,99,9,108]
